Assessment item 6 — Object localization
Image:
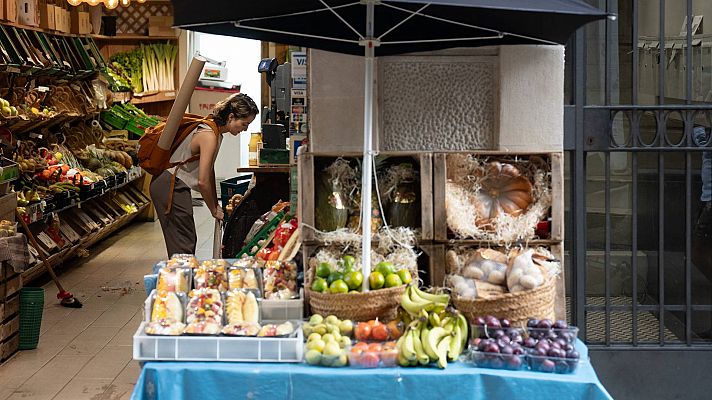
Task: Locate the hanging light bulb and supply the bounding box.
[104,0,119,9]
[86,0,103,6]
[67,0,84,6]
[120,0,130,6]
[136,0,147,3]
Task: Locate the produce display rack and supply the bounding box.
[21,178,151,284]
[0,263,21,363]
[298,151,434,243]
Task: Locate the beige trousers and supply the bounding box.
[150,171,197,257]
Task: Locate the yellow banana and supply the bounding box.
[411,286,450,305]
[421,325,437,361]
[412,325,430,365]
[436,335,452,369]
[402,328,417,361]
[448,323,462,361]
[425,327,450,364]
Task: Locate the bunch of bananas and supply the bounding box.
[396,286,469,368]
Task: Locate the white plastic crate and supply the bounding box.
[132,322,304,362]
[260,297,304,321]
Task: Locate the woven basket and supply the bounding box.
[453,278,556,328]
[306,285,405,322]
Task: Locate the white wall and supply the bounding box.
[193,34,262,181]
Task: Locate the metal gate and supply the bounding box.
[566,1,712,398]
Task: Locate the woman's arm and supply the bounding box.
[195,129,222,220]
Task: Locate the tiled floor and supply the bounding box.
[0,203,216,400]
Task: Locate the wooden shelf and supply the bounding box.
[93,34,178,42]
[131,91,177,104]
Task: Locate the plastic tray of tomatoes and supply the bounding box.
[348,341,399,368]
[354,319,404,342]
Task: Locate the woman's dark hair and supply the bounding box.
[212,93,259,126]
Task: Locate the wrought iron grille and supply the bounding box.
[567,0,712,349]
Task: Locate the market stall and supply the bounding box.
[128,1,613,399]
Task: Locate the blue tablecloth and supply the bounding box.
[131,340,611,400]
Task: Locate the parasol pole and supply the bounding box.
[156,55,207,150]
[361,1,376,292]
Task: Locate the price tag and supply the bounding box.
[37,86,50,93]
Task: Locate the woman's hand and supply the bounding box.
[212,207,224,221]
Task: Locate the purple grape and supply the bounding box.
[549,341,561,350]
[554,338,568,348]
[564,344,574,352]
[487,320,502,329]
[535,340,550,352]
[498,335,511,344]
[566,350,580,360]
[510,334,523,344]
[547,331,559,340]
[527,319,540,328]
[506,356,523,370]
[500,345,513,355]
[548,348,565,358]
[475,316,486,326]
[540,359,556,373]
[471,338,482,348]
[533,348,547,357]
[484,343,500,353]
[489,357,505,369]
[554,320,568,329]
[493,329,506,339]
[512,346,525,356]
[501,319,511,328]
[523,337,538,348]
[555,360,570,373]
[537,319,553,329]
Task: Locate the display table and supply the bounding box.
[131,340,611,400]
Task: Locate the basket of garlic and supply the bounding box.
[446,247,560,328]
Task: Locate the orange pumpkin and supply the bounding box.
[474,162,533,228]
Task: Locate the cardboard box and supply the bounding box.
[53,5,63,31]
[0,193,15,222]
[71,8,90,34]
[17,0,39,27]
[148,15,176,37]
[2,0,18,22]
[40,3,55,30]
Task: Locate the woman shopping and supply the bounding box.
[150,93,259,257]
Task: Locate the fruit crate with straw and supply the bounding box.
[298,152,433,243]
[432,152,563,244]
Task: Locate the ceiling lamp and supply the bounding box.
[120,0,130,6]
[104,0,119,9]
[66,0,83,6]
[86,0,103,6]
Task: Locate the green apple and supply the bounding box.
[338,320,354,337]
[323,341,341,356]
[306,339,326,353]
[325,315,340,326]
[304,349,322,365]
[322,333,335,343]
[332,354,348,367]
[331,331,342,341]
[313,323,327,335]
[309,314,324,326]
[326,324,340,335]
[339,336,351,349]
[302,324,314,337]
[307,333,322,343]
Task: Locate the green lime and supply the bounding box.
[368,271,385,290]
[376,261,395,277]
[330,279,349,294]
[341,255,356,268]
[316,262,332,279]
[344,271,364,290]
[385,273,403,288]
[396,269,413,285]
[311,277,328,293]
[327,271,344,285]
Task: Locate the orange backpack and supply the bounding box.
[138,113,219,214]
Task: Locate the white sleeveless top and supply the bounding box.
[168,124,222,192]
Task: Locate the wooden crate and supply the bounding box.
[0,293,18,322]
[0,315,18,342]
[433,151,564,243]
[1,333,18,361]
[298,152,433,242]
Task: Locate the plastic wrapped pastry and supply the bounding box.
[186,288,223,324]
[150,290,184,322]
[263,261,298,300]
[157,267,190,293]
[183,320,222,335]
[194,261,228,291]
[144,319,186,335]
[225,290,260,325]
[222,322,262,336]
[506,248,545,293]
